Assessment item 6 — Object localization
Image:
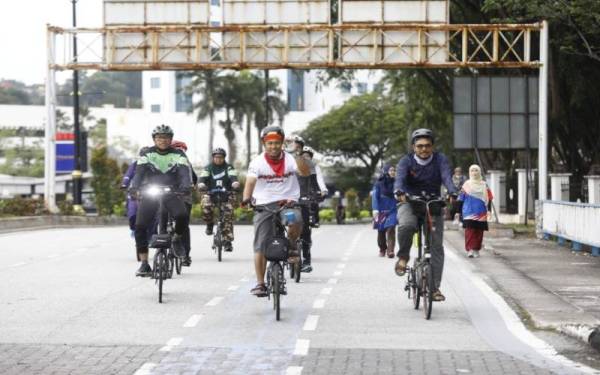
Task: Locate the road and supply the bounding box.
[0,224,597,375]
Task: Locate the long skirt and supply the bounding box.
[465,227,484,251]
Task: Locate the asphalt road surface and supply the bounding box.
[0,224,597,375]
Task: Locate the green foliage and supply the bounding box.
[234,207,254,222]
[359,210,371,219]
[0,141,45,177]
[0,197,47,216]
[0,80,43,105]
[90,146,124,216]
[191,204,203,219]
[112,201,126,217]
[319,208,335,222]
[363,194,373,214]
[57,200,74,215]
[324,163,375,197]
[57,71,142,108]
[345,188,360,219]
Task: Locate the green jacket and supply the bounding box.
[199,163,238,191]
[130,146,192,192]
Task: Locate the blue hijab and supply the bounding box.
[376,163,394,198]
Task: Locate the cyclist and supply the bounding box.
[393,128,457,302]
[301,146,328,228]
[297,146,328,273]
[242,126,311,297]
[198,147,240,253]
[129,125,193,277]
[121,147,151,238]
[171,140,198,266]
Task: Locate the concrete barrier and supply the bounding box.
[0,215,128,233]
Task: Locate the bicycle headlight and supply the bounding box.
[146,186,160,196]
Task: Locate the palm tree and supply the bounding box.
[233,72,266,166]
[255,73,289,152]
[187,70,222,158]
[216,74,243,164]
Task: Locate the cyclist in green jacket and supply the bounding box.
[129,124,193,277]
[198,147,240,252]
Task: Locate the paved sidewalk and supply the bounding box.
[445,227,600,349]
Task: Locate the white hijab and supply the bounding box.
[462,164,488,203]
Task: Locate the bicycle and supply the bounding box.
[253,202,301,321]
[142,185,182,303]
[208,187,234,262]
[403,193,446,320]
[291,195,320,281]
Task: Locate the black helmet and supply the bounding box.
[260,126,285,141]
[301,146,314,157]
[212,147,227,157]
[411,128,434,144]
[152,124,174,138]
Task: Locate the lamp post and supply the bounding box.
[71,0,83,211]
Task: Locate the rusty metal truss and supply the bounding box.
[47,23,542,70]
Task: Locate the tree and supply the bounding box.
[90,145,124,215]
[302,93,407,188]
[216,75,242,164]
[188,70,222,158]
[254,73,289,153]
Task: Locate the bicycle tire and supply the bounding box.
[422,264,433,320]
[411,266,420,310]
[175,256,182,275]
[167,251,174,279]
[271,262,281,321]
[289,262,295,279]
[215,223,223,262]
[157,251,165,303]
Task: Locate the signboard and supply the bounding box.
[56,132,75,174]
[453,76,539,150]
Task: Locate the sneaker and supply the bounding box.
[301,263,313,273]
[310,222,320,228]
[394,258,408,276]
[172,234,186,258]
[135,262,152,277]
[224,242,233,252]
[182,256,192,267]
[205,224,214,235]
[467,250,474,258]
[379,250,386,257]
[432,290,446,302]
[473,251,480,258]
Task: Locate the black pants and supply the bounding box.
[135,195,189,254]
[300,205,312,264]
[184,202,192,256]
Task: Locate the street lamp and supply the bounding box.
[71,0,83,212]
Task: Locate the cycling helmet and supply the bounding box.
[171,140,188,152]
[212,147,227,157]
[301,146,314,157]
[411,128,434,144]
[260,126,285,141]
[152,124,174,138]
[293,135,305,145]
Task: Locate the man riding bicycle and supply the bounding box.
[129,124,193,277]
[394,128,457,302]
[242,126,311,297]
[199,147,240,253]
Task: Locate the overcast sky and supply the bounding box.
[0,0,103,85]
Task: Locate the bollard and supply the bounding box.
[558,237,566,246]
[592,247,600,257]
[572,242,582,252]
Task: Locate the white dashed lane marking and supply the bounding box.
[133,363,156,375]
[286,365,304,375]
[159,337,183,352]
[336,263,346,269]
[183,314,203,328]
[303,315,319,331]
[227,285,240,291]
[312,299,326,309]
[320,287,332,295]
[327,278,338,285]
[205,297,224,306]
[293,339,310,356]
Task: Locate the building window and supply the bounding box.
[150,77,161,89]
[211,0,220,5]
[175,73,193,113]
[210,21,220,27]
[357,82,367,94]
[287,70,305,111]
[151,104,161,113]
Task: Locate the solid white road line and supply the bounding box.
[320,287,332,295]
[286,366,304,375]
[183,314,203,328]
[9,262,26,268]
[303,315,319,331]
[293,339,310,356]
[313,299,326,309]
[205,297,224,306]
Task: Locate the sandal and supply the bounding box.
[387,250,395,259]
[250,283,268,297]
[432,290,446,302]
[287,249,300,264]
[394,258,408,276]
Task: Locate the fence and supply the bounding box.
[540,200,600,251]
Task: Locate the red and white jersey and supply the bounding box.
[247,152,300,205]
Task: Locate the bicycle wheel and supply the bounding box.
[289,261,295,279]
[175,256,182,275]
[411,265,420,310]
[294,242,302,283]
[271,262,281,321]
[422,263,433,320]
[215,224,223,262]
[167,251,174,279]
[156,251,166,303]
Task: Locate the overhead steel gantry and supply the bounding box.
[44,22,548,211]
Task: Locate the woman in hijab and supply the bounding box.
[458,164,493,258]
[372,163,398,258]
